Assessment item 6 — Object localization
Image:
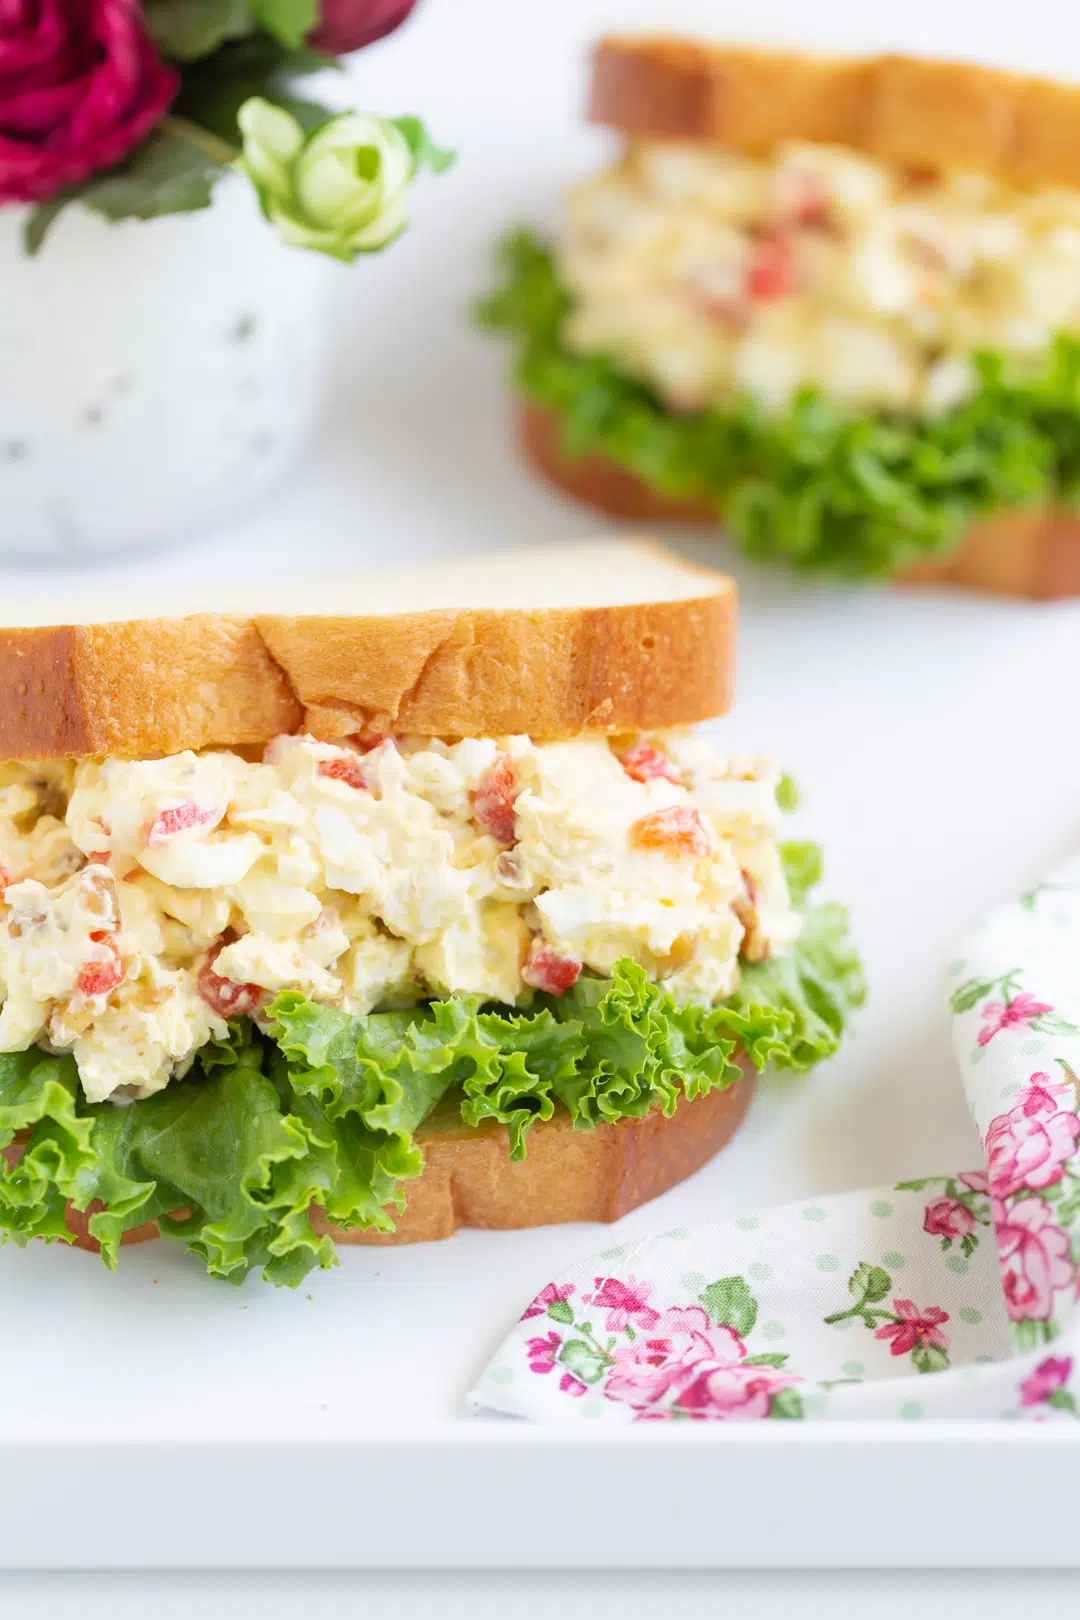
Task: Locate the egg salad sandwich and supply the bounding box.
[481,38,1080,597]
[0,541,862,1287]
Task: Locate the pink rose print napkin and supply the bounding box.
[468,857,1080,1423]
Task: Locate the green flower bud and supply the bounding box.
[237,97,426,262]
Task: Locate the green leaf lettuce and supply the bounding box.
[477,229,1080,579]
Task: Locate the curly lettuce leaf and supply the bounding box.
[0,1027,335,1286]
[269,992,506,1226]
[0,1050,98,1244]
[478,229,1080,579]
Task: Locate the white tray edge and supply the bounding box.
[3,1425,1077,1570]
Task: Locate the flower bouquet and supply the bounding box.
[0,1,451,555]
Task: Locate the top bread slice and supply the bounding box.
[590,36,1080,190]
[0,539,736,761]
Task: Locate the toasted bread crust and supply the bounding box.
[517,397,1080,600]
[330,1063,753,1244]
[590,36,1080,189]
[7,1065,753,1255]
[0,573,737,761]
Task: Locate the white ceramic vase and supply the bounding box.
[0,177,334,559]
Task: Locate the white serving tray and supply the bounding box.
[4,0,1080,1572]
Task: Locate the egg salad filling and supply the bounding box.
[0,731,799,1106]
[559,139,1080,415]
[0,729,862,1287]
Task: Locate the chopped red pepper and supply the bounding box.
[472,755,518,846]
[147,801,223,846]
[619,742,680,784]
[746,228,800,300]
[317,754,372,792]
[76,933,124,999]
[631,806,711,858]
[197,945,265,1020]
[522,940,582,996]
[782,170,829,228]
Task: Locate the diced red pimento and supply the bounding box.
[76,933,124,998]
[631,806,711,858]
[472,754,518,846]
[317,754,373,792]
[347,733,402,754]
[619,742,680,785]
[197,947,264,1020]
[781,170,829,228]
[746,228,800,300]
[522,940,582,996]
[147,801,223,847]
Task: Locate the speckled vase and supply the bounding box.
[0,177,334,558]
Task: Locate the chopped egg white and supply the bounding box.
[0,733,799,1104]
[558,137,1080,413]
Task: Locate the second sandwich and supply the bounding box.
[482,38,1080,595]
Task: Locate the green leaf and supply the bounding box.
[391,116,457,174]
[23,192,74,256]
[742,1351,789,1367]
[950,977,996,1015]
[558,1339,608,1385]
[777,842,822,908]
[0,1050,98,1244]
[249,0,316,46]
[175,36,334,146]
[776,774,800,813]
[723,850,865,1074]
[144,0,255,61]
[849,1262,891,1304]
[547,1298,575,1324]
[1031,1013,1080,1037]
[699,1276,758,1338]
[24,130,223,250]
[768,1389,804,1420]
[1047,1388,1077,1414]
[911,1342,950,1375]
[478,230,1080,578]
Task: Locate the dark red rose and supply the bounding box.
[309,0,418,56]
[0,0,178,205]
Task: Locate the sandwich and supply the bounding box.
[481,38,1080,597]
[0,541,862,1286]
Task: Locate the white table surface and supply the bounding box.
[5,0,1080,1593]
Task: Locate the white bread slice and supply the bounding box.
[0,539,737,761]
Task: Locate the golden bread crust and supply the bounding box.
[590,36,1080,188]
[0,573,737,761]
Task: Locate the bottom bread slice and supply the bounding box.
[516,398,1080,600]
[4,1059,753,1256]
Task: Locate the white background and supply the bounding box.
[7,0,1080,1606]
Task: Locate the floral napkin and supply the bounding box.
[468,856,1080,1423]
